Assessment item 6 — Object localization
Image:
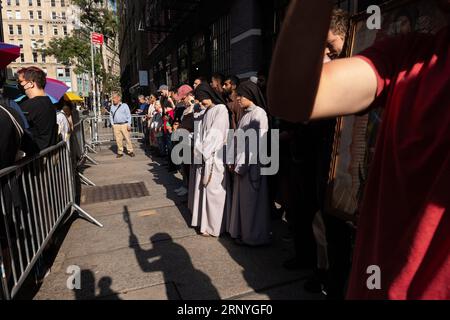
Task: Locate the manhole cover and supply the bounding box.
[81,182,150,204]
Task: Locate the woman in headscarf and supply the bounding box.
[227,81,271,246]
[190,83,231,237]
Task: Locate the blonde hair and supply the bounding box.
[330,9,350,39]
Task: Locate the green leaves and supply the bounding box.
[71,0,118,36]
[42,34,100,76]
[42,0,119,92]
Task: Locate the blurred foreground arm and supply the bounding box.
[268,0,378,122]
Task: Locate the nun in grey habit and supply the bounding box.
[227,81,271,246]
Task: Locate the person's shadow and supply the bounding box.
[124,206,220,300]
[73,270,121,300]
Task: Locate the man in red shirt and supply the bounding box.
[268,0,449,299]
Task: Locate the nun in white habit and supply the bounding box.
[191,83,230,237]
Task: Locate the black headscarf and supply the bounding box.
[236,81,267,111]
[194,82,226,105]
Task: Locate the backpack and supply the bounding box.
[0,104,25,161]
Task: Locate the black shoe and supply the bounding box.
[116,154,123,159]
[128,152,136,158]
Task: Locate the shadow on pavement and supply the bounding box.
[123,206,220,300]
[73,270,122,300]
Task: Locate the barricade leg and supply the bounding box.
[85,154,99,165]
[78,172,96,187]
[71,204,103,228]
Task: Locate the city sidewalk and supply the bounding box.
[32,144,322,300]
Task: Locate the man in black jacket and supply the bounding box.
[17,67,57,153]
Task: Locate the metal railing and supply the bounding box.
[72,114,99,187]
[0,142,103,300]
[86,115,147,145]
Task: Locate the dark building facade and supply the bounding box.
[118,0,378,102]
[0,0,5,85]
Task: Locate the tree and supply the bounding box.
[42,0,120,97]
[42,32,101,76]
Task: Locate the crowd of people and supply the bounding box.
[122,75,277,242]
[1,0,448,301]
[113,2,449,301]
[109,8,349,300]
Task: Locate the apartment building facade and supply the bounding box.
[0,0,91,95]
[1,0,120,99]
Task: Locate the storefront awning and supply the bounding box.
[64,92,84,103]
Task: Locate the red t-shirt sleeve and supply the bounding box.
[355,33,415,98]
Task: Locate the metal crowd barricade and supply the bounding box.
[0,142,103,300]
[86,115,147,145]
[71,113,98,187]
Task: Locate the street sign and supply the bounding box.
[91,32,104,45]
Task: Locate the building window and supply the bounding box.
[17,25,22,35]
[57,68,64,78]
[33,52,38,63]
[63,26,68,35]
[177,43,189,83]
[37,11,42,19]
[8,25,14,35]
[191,33,206,67]
[37,0,41,6]
[52,12,57,20]
[65,68,70,78]
[7,10,13,19]
[28,0,32,6]
[61,0,65,6]
[15,0,20,6]
[210,15,231,76]
[15,10,21,19]
[53,27,59,36]
[39,25,44,35]
[29,11,34,19]
[42,53,46,63]
[61,12,66,20]
[30,25,35,35]
[18,39,23,48]
[51,0,56,7]
[7,0,11,6]
[20,53,25,63]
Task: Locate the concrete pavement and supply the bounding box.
[31,143,322,300]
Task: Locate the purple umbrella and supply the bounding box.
[0,42,20,68]
[45,77,70,102]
